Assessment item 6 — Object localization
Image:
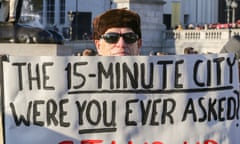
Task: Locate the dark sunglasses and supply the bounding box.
[100,32,139,44]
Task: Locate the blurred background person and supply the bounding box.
[220,35,240,81]
[82,48,97,56]
[184,47,197,54]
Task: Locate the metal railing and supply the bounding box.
[160,28,240,54]
[164,29,240,41]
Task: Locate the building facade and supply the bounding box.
[42,0,112,40]
[40,0,240,36]
[38,0,240,55]
[163,0,219,29]
[163,0,240,29]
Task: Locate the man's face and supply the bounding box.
[94,28,142,56]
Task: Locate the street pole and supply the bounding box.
[68,11,74,40]
[196,0,198,24]
[226,0,232,39]
[226,0,231,24]
[75,0,78,40]
[231,1,238,24]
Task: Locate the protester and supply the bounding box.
[82,32,89,40]
[82,48,97,56]
[92,8,142,56]
[184,47,195,54]
[220,35,240,59]
[220,35,240,81]
[149,50,168,56]
[176,24,183,30]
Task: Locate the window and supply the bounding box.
[46,0,55,24]
[60,0,65,24]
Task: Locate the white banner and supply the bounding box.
[2,54,240,144]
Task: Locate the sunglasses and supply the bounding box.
[100,32,139,44]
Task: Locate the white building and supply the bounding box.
[40,0,220,34]
[163,0,219,29]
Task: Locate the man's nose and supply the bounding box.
[116,37,126,47]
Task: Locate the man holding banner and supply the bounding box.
[2,52,240,144]
[92,8,142,56]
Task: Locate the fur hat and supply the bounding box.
[93,8,141,40]
[220,35,240,60]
